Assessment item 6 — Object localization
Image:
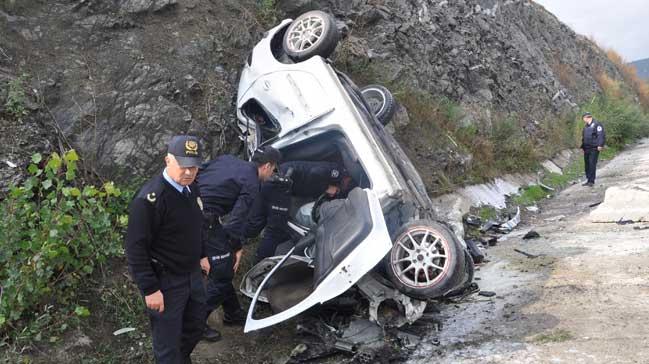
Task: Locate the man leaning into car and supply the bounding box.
[196,146,281,341]
[246,160,352,262]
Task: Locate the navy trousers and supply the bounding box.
[148,269,206,364]
[584,149,599,183]
[256,187,292,263]
[205,224,241,318]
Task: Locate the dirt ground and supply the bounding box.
[188,140,649,364]
[408,139,649,364]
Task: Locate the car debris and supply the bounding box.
[478,291,496,297]
[538,182,555,191]
[589,201,603,208]
[4,160,17,168]
[514,248,541,259]
[497,207,521,233]
[633,225,649,231]
[526,205,540,212]
[464,214,482,227]
[465,239,485,264]
[523,230,541,239]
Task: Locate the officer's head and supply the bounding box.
[252,146,281,182]
[165,135,203,186]
[582,112,593,124]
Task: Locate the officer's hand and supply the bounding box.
[233,249,243,273]
[145,290,164,313]
[200,257,210,275]
[597,146,603,151]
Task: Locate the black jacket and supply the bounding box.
[581,119,606,150]
[197,155,260,250]
[125,173,206,296]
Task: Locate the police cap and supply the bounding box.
[167,135,203,167]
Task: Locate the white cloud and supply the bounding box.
[533,0,649,61]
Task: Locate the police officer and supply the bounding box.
[125,135,210,364]
[580,112,606,187]
[197,146,281,340]
[247,160,351,262]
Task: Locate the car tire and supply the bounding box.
[384,220,466,299]
[361,85,397,126]
[282,10,340,62]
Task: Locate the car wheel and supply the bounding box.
[361,85,397,126]
[282,10,340,62]
[384,220,466,299]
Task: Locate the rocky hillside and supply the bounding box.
[0,0,628,193]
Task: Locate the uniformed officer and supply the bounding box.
[580,112,606,187]
[125,135,210,364]
[196,146,281,340]
[246,160,351,262]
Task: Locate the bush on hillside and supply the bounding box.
[0,150,131,344]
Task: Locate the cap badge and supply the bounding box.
[331,169,340,178]
[185,140,198,155]
[146,192,157,203]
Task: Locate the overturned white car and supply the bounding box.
[235,11,473,333]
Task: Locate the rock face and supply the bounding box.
[0,0,627,188]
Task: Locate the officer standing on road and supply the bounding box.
[197,146,281,341]
[125,135,210,364]
[580,112,606,187]
[246,160,352,262]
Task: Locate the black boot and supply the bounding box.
[202,324,222,342]
[223,309,246,326]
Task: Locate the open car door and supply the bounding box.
[244,188,392,333]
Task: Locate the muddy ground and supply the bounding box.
[189,140,649,364]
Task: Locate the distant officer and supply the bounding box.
[125,135,210,364]
[197,146,281,340]
[246,160,351,262]
[580,112,606,187]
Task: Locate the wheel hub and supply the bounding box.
[391,228,450,288]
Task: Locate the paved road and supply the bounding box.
[410,139,649,364]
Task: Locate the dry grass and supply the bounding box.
[551,62,576,89]
[605,48,649,110]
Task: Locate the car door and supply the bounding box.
[243,188,392,333]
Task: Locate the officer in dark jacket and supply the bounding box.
[125,135,210,364]
[580,112,606,186]
[197,146,280,340]
[246,160,350,262]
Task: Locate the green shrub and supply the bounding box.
[0,150,131,344]
[4,74,29,122]
[491,118,539,173]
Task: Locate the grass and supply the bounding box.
[532,329,574,344]
[513,185,548,206]
[477,206,498,221]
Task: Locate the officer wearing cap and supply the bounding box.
[580,112,606,187]
[196,146,281,340]
[246,160,352,262]
[125,135,210,364]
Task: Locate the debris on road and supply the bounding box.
[523,230,541,239]
[465,239,486,264]
[498,207,521,233]
[616,218,636,225]
[633,225,649,231]
[514,248,541,259]
[464,214,482,227]
[478,291,496,297]
[526,205,540,212]
[589,201,603,208]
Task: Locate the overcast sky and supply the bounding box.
[533,0,649,62]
